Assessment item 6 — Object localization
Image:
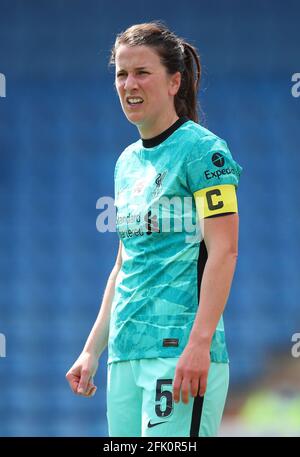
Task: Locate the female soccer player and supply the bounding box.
[66,21,242,437]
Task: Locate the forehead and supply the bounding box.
[115,44,162,70]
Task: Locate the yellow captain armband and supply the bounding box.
[193,184,238,219]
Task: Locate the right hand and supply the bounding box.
[65,352,99,398]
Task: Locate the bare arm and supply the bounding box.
[83,240,123,358]
[173,214,239,403]
[189,213,239,347]
[66,240,123,397]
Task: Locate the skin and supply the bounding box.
[114,44,181,139]
[65,241,123,397]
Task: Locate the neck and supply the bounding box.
[138,111,179,139]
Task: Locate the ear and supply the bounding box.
[168,71,181,96]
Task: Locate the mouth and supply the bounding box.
[126,96,144,106]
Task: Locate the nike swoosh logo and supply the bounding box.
[147,420,167,428]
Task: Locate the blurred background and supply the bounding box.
[0,0,299,437]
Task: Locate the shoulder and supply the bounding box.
[114,139,142,174]
[183,121,242,192]
[118,139,142,162]
[181,121,230,163]
[181,120,220,140]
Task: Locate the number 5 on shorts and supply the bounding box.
[155,379,173,418]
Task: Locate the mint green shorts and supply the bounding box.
[106,357,229,437]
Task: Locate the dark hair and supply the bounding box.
[110,21,201,123]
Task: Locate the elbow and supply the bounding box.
[228,245,238,261]
[225,246,238,263]
[109,262,122,282]
[229,250,238,265]
[208,245,238,264]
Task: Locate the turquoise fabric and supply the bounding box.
[107,358,229,437]
[108,120,242,364]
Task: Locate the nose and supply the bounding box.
[124,73,138,91]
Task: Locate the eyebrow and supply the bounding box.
[116,66,149,73]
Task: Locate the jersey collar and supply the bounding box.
[142,116,189,148]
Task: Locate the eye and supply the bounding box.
[116,72,126,78]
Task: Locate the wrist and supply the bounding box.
[82,347,101,360]
[188,332,212,348]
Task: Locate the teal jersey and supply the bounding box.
[107,118,242,364]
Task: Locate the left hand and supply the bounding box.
[172,342,210,404]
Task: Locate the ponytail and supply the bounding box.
[175,42,201,123]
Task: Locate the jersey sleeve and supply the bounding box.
[186,135,242,218]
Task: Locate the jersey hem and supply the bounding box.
[107,351,229,365]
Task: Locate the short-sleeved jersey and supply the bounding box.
[107,118,242,364]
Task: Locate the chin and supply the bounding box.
[125,112,145,126]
